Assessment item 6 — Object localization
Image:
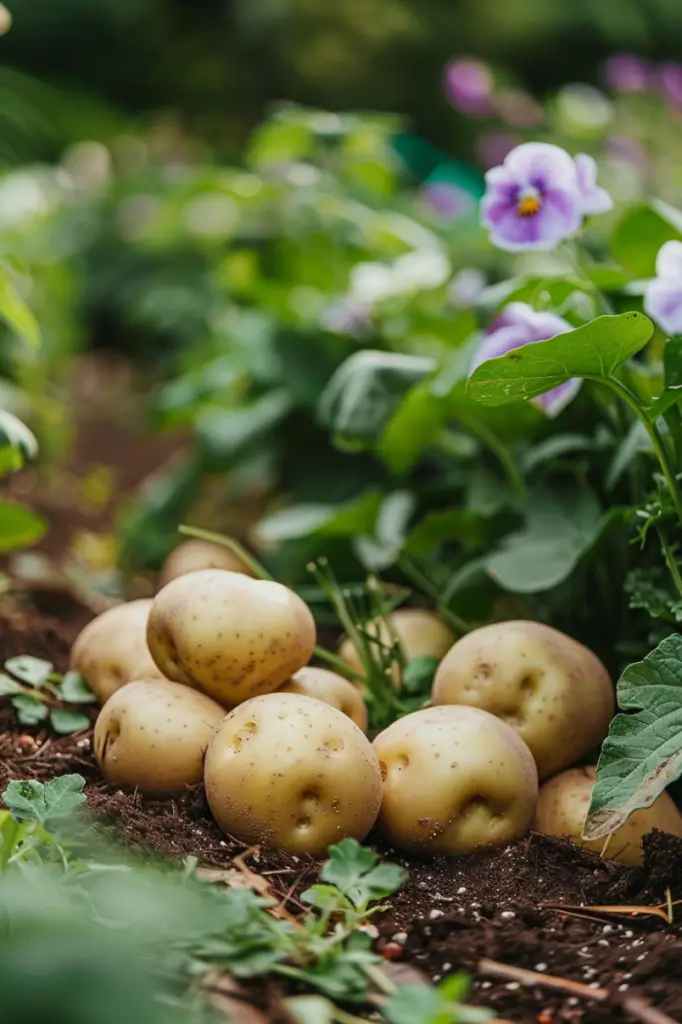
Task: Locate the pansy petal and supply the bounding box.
[655,240,682,281]
[532,378,582,417]
[469,324,530,372]
[575,154,614,215]
[644,278,682,336]
[505,142,578,190]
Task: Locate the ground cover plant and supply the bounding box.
[7,33,682,1024]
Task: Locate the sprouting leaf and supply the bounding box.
[11,694,49,725]
[317,839,407,910]
[467,313,653,407]
[585,635,682,841]
[0,270,41,348]
[50,709,91,735]
[2,774,87,827]
[299,884,352,914]
[0,673,23,696]
[0,501,47,554]
[5,655,53,687]
[59,671,97,704]
[318,350,435,448]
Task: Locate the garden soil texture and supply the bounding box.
[1,605,682,1024]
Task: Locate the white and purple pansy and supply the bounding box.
[644,240,682,337]
[481,142,613,252]
[470,301,581,417]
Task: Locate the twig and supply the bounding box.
[477,959,681,1024]
[666,887,674,925]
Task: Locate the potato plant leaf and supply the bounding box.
[50,708,91,735]
[315,838,407,911]
[611,200,682,278]
[585,635,682,840]
[0,501,47,554]
[467,313,653,407]
[11,693,49,725]
[2,774,87,827]
[0,270,41,348]
[5,655,53,687]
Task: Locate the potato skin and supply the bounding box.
[431,621,614,779]
[159,539,254,589]
[94,679,225,793]
[204,692,382,855]
[372,705,538,856]
[279,667,368,731]
[339,609,455,687]
[147,569,316,708]
[534,766,682,867]
[71,599,158,703]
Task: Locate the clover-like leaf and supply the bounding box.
[319,839,407,910]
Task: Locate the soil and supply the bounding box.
[1,609,682,1024]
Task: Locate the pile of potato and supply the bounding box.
[72,539,682,864]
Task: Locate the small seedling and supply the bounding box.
[0,774,87,870]
[0,655,96,734]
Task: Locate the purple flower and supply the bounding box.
[481,142,582,252]
[475,132,520,170]
[660,62,682,111]
[494,90,544,128]
[575,154,614,215]
[444,59,493,116]
[470,302,580,417]
[603,53,650,93]
[420,181,474,220]
[644,241,682,336]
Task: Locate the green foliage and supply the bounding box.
[586,635,682,840]
[0,657,94,734]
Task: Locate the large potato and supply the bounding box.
[339,609,455,688]
[204,692,382,855]
[373,705,538,856]
[279,667,368,731]
[147,570,316,707]
[159,539,254,589]
[534,766,682,867]
[94,679,225,793]
[431,621,614,778]
[71,599,161,703]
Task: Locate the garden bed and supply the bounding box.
[1,605,681,1024]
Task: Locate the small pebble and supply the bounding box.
[505,982,520,991]
[442,962,452,971]
[636,954,647,962]
[589,982,601,990]
[602,925,613,934]
[381,942,403,961]
[534,963,548,972]
[429,909,444,920]
[618,984,629,992]
[597,939,610,947]
[624,930,634,938]
[568,998,579,1007]
[500,910,516,920]
[481,982,492,990]
[392,931,407,945]
[359,924,379,938]
[457,886,467,895]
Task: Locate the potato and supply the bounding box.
[94,679,225,793]
[159,539,254,589]
[147,570,316,707]
[534,766,682,867]
[372,705,538,856]
[71,599,160,703]
[279,667,368,731]
[339,609,455,687]
[204,692,382,855]
[431,621,614,778]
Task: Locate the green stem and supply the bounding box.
[314,644,366,684]
[398,556,469,634]
[596,378,682,523]
[442,424,525,503]
[362,963,397,995]
[657,526,682,600]
[178,525,273,580]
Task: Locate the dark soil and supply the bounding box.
[2,607,682,1024]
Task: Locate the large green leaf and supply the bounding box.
[611,200,682,278]
[585,635,682,841]
[467,313,653,407]
[197,390,293,468]
[0,270,40,348]
[0,501,47,554]
[484,486,620,594]
[648,336,682,419]
[377,383,447,475]
[256,489,383,543]
[318,350,435,448]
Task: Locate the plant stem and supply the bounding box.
[362,963,397,996]
[314,644,366,684]
[596,378,682,523]
[656,526,682,599]
[398,555,469,634]
[178,525,273,580]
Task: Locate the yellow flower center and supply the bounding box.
[517,190,542,217]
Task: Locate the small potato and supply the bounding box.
[534,766,682,867]
[71,600,160,703]
[204,692,382,855]
[431,621,614,779]
[373,705,538,856]
[339,609,455,687]
[94,679,225,793]
[147,570,316,707]
[159,539,254,589]
[279,667,368,731]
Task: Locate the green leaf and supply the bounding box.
[2,774,87,827]
[257,490,382,544]
[606,420,652,490]
[6,655,53,687]
[318,350,435,448]
[467,313,654,407]
[282,996,335,1024]
[485,487,619,594]
[0,410,38,463]
[520,433,597,474]
[353,490,416,571]
[611,200,682,278]
[11,694,49,725]
[0,673,23,696]
[58,671,98,704]
[299,884,352,914]
[0,501,47,554]
[625,568,682,623]
[319,839,407,910]
[404,509,486,557]
[0,270,40,348]
[377,383,447,475]
[196,390,293,469]
[402,656,440,696]
[50,709,91,735]
[648,336,682,419]
[585,634,682,841]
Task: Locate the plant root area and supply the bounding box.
[2,607,682,1024]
